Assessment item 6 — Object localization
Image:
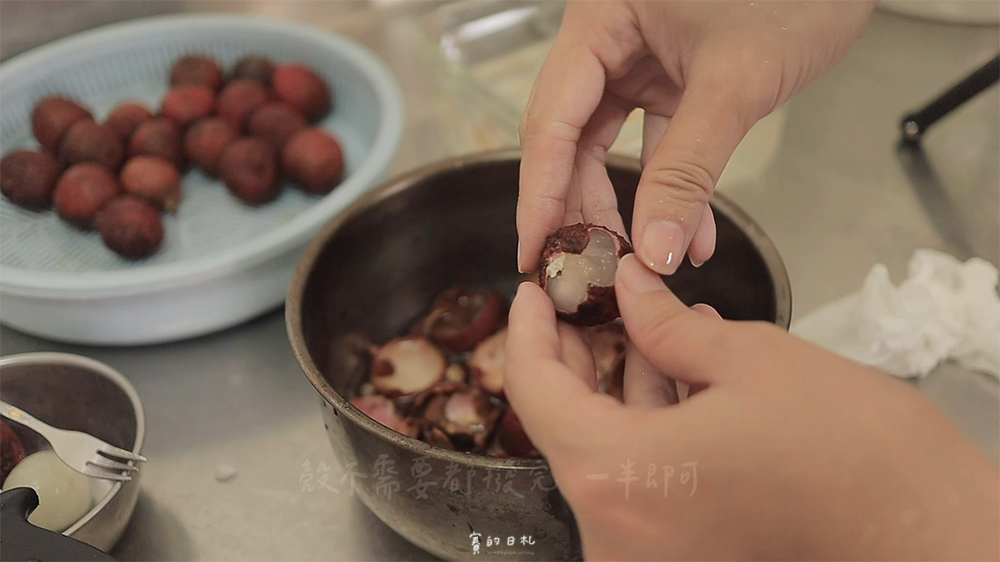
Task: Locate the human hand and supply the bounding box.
[517,0,875,275]
[504,254,999,560]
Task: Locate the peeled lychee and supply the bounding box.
[369,336,446,397]
[538,223,632,326]
[0,150,62,209]
[438,385,502,452]
[468,327,507,396]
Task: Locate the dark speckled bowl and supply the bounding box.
[286,149,791,561]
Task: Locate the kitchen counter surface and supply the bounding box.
[1,2,997,560]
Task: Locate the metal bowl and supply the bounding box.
[0,352,145,552]
[286,149,791,560]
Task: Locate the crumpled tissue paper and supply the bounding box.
[791,249,999,379]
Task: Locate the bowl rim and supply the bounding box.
[286,148,792,469]
[0,352,146,535]
[0,14,404,298]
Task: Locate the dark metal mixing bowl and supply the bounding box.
[286,149,791,560]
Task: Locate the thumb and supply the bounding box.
[633,82,757,274]
[615,254,736,387]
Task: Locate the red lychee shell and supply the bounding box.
[0,150,62,209]
[31,97,92,153]
[104,102,152,142]
[169,55,224,91]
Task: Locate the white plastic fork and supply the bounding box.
[1,400,146,482]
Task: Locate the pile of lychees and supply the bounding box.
[0,54,344,260]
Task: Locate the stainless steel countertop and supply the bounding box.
[1,2,998,560]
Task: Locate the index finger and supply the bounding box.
[517,37,606,273]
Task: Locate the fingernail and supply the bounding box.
[517,241,524,274]
[640,220,686,275]
[515,279,529,295]
[617,253,667,294]
[691,258,704,268]
[690,302,721,319]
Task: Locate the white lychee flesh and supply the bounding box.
[371,337,446,396]
[469,328,506,395]
[545,228,619,313]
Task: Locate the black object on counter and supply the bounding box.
[0,488,115,562]
[900,53,1000,143]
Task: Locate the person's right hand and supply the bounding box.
[504,254,1000,560]
[517,0,875,275]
